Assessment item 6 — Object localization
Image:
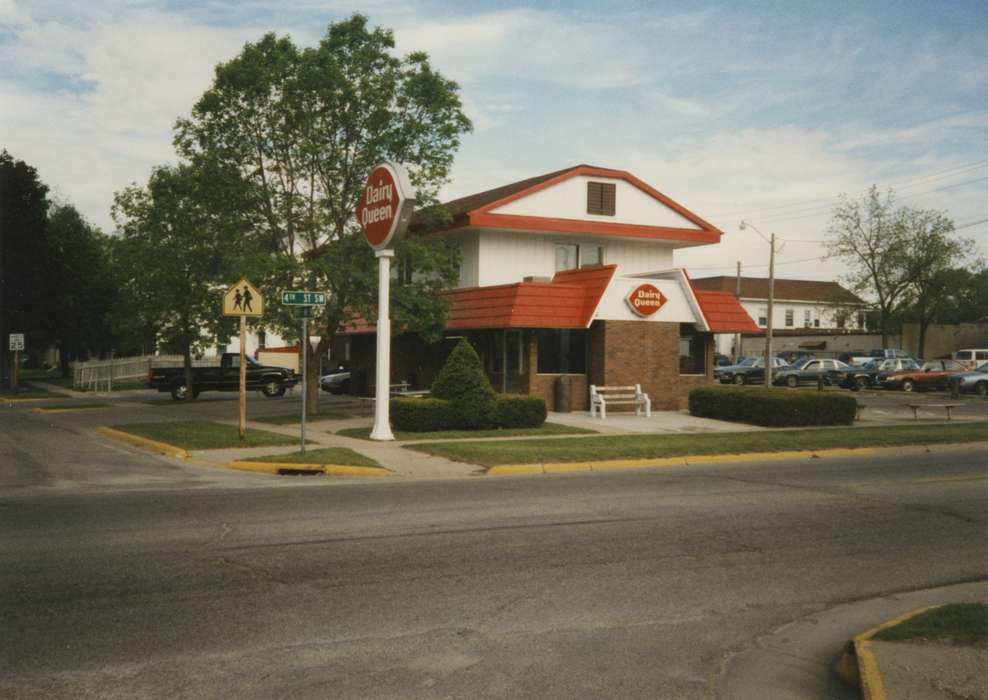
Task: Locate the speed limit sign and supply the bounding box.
[9,333,24,351]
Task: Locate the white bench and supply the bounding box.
[907,403,961,420]
[589,384,651,419]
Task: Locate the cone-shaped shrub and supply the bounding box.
[430,338,497,429]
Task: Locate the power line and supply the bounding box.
[703,157,988,222]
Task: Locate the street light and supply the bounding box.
[739,220,777,388]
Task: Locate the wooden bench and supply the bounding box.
[589,384,651,419]
[907,403,962,420]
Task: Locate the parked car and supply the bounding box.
[876,359,968,392]
[847,348,913,366]
[952,349,988,370]
[319,362,351,394]
[717,356,789,385]
[714,353,733,367]
[713,356,755,382]
[838,358,922,391]
[773,358,851,388]
[776,350,815,365]
[949,364,988,396]
[149,352,298,400]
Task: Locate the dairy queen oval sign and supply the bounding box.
[626,283,667,317]
[357,163,417,250]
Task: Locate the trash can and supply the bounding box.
[554,375,571,413]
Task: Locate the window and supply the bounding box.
[536,329,587,374]
[555,243,605,271]
[679,324,707,374]
[555,244,578,272]
[580,245,604,267]
[857,311,865,330]
[758,307,767,327]
[587,181,616,216]
[785,309,794,327]
[814,316,820,328]
[257,330,266,349]
[804,309,812,328]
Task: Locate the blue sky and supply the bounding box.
[2,0,986,281]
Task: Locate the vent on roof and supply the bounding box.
[587,181,616,216]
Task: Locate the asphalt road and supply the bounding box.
[1,407,987,698]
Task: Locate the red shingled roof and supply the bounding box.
[691,289,760,333]
[444,264,617,330]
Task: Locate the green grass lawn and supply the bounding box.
[337,422,598,441]
[255,411,353,425]
[408,421,988,467]
[249,447,381,467]
[873,604,988,648]
[110,421,302,450]
[36,402,111,411]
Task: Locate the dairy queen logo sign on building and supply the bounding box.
[626,283,667,317]
[357,163,416,250]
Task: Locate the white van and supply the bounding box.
[952,349,988,370]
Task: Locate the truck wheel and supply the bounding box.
[171,381,192,401]
[786,375,798,388]
[261,381,286,398]
[733,375,746,386]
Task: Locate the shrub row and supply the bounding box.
[391,394,547,432]
[688,386,857,427]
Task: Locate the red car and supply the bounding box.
[876,359,967,392]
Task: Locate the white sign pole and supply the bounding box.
[370,249,395,441]
[300,317,307,453]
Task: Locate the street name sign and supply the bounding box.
[357,163,416,250]
[9,333,25,351]
[282,291,325,305]
[223,278,264,317]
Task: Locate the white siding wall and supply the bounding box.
[489,175,701,229]
[474,230,676,286]
[742,299,861,332]
[456,232,480,287]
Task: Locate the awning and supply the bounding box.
[689,289,760,333]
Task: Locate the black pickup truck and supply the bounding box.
[149,353,298,401]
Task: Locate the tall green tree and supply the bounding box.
[0,150,50,385]
[173,14,471,412]
[112,163,236,398]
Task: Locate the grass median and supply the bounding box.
[109,421,301,450]
[407,421,988,468]
[2,384,69,399]
[873,604,988,648]
[337,422,596,441]
[248,447,381,467]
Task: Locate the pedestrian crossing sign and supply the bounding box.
[223,278,264,317]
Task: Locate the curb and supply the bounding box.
[486,447,874,475]
[835,604,945,700]
[5,396,65,403]
[227,460,392,477]
[95,426,190,460]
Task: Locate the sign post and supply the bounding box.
[284,292,325,453]
[223,279,264,439]
[356,163,416,441]
[9,334,24,396]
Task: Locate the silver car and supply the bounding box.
[950,364,988,397]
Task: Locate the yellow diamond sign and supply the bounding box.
[223,278,264,317]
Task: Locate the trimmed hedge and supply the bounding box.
[391,394,547,432]
[391,398,455,432]
[495,394,547,428]
[430,338,497,429]
[689,386,857,427]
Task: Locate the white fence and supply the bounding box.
[71,355,220,392]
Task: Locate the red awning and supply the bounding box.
[443,264,616,330]
[690,289,760,333]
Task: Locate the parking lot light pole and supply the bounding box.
[740,221,777,388]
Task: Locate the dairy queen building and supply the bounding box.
[336,165,758,412]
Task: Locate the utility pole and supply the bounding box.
[739,221,777,387]
[734,261,742,362]
[765,233,776,388]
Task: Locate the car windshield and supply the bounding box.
[792,359,812,370]
[863,360,879,370]
[975,365,988,374]
[738,358,757,367]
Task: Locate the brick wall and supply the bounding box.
[593,320,712,411]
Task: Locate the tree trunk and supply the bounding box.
[183,340,196,401]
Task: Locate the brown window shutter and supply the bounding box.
[587,182,615,215]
